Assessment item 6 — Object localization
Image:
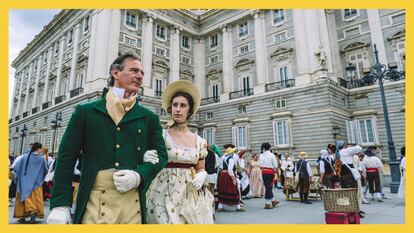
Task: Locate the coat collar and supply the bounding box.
[93,88,146,125]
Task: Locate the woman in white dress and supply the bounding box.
[397,146,405,199]
[146,80,214,224]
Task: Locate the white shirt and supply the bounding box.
[223,155,236,177]
[112,86,126,99]
[400,157,406,177]
[281,158,295,177]
[362,156,383,170]
[259,151,278,169]
[340,145,362,165]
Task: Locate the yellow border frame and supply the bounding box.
[2,0,410,232]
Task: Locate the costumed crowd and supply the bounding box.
[8,54,406,224]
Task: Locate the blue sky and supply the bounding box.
[8,9,60,113]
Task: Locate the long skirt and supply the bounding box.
[14,186,45,219]
[217,170,240,205]
[250,167,264,197]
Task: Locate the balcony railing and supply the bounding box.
[229,88,254,100]
[32,107,40,114]
[201,96,220,105]
[15,115,20,121]
[55,95,66,105]
[22,111,29,118]
[265,79,295,92]
[42,101,52,110]
[154,91,163,99]
[70,87,84,98]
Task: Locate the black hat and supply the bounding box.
[223,144,235,149]
[365,149,375,157]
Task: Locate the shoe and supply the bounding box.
[382,195,388,199]
[217,208,224,212]
[29,212,37,224]
[362,197,371,204]
[271,200,280,207]
[377,197,384,202]
[236,207,245,212]
[17,218,26,224]
[264,204,274,209]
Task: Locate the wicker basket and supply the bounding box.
[322,188,359,212]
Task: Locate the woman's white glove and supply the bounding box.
[47,206,72,224]
[143,150,159,164]
[113,170,141,193]
[191,171,207,190]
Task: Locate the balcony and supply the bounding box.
[55,95,66,105]
[229,88,254,100]
[154,91,163,99]
[32,107,40,114]
[338,78,376,89]
[15,115,20,121]
[42,101,52,110]
[265,79,295,92]
[22,111,29,118]
[70,87,84,98]
[201,96,220,105]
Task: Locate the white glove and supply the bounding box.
[113,170,141,193]
[191,171,207,190]
[47,206,72,224]
[143,150,159,164]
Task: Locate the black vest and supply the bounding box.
[296,159,309,178]
[322,158,335,175]
[223,156,236,172]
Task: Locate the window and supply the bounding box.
[279,66,288,82]
[125,12,137,29]
[238,106,247,115]
[181,56,191,64]
[344,9,358,19]
[154,46,166,57]
[83,16,90,33]
[275,99,286,109]
[155,79,163,97]
[156,25,166,40]
[44,53,48,64]
[391,12,405,24]
[273,31,287,43]
[273,119,290,146]
[349,53,366,79]
[210,34,218,49]
[203,128,215,145]
[67,30,73,45]
[272,10,285,25]
[206,112,214,119]
[232,125,248,149]
[209,55,218,64]
[239,45,249,54]
[242,76,250,95]
[346,118,377,145]
[182,35,190,49]
[124,35,137,46]
[157,108,167,117]
[54,42,59,55]
[239,22,248,38]
[212,84,219,100]
[396,41,406,71]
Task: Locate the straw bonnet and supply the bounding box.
[161,80,201,117]
[299,151,308,158]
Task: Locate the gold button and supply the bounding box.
[101,212,105,216]
[115,162,119,167]
[102,202,106,206]
[137,210,140,214]
[117,127,121,131]
[137,147,141,151]
[135,200,139,203]
[101,190,106,194]
[116,144,120,148]
[138,129,142,133]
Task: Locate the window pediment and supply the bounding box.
[270,47,293,62]
[388,30,405,41]
[341,42,370,53]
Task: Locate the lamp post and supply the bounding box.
[332,125,340,140]
[50,111,62,157]
[345,44,405,193]
[19,124,28,155]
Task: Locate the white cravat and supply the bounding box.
[112,86,126,99]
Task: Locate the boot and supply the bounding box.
[299,193,304,203]
[29,212,37,224]
[303,193,312,204]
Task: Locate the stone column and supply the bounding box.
[42,46,53,103]
[253,10,268,94]
[32,55,43,109]
[23,63,33,113]
[325,9,343,79]
[193,37,206,98]
[318,10,334,73]
[85,10,120,94]
[292,10,311,85]
[367,9,388,65]
[141,14,154,96]
[54,36,66,99]
[169,26,180,83]
[221,24,233,101]
[68,22,81,98]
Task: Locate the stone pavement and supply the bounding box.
[9,188,404,224]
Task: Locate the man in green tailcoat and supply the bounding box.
[47,54,167,224]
